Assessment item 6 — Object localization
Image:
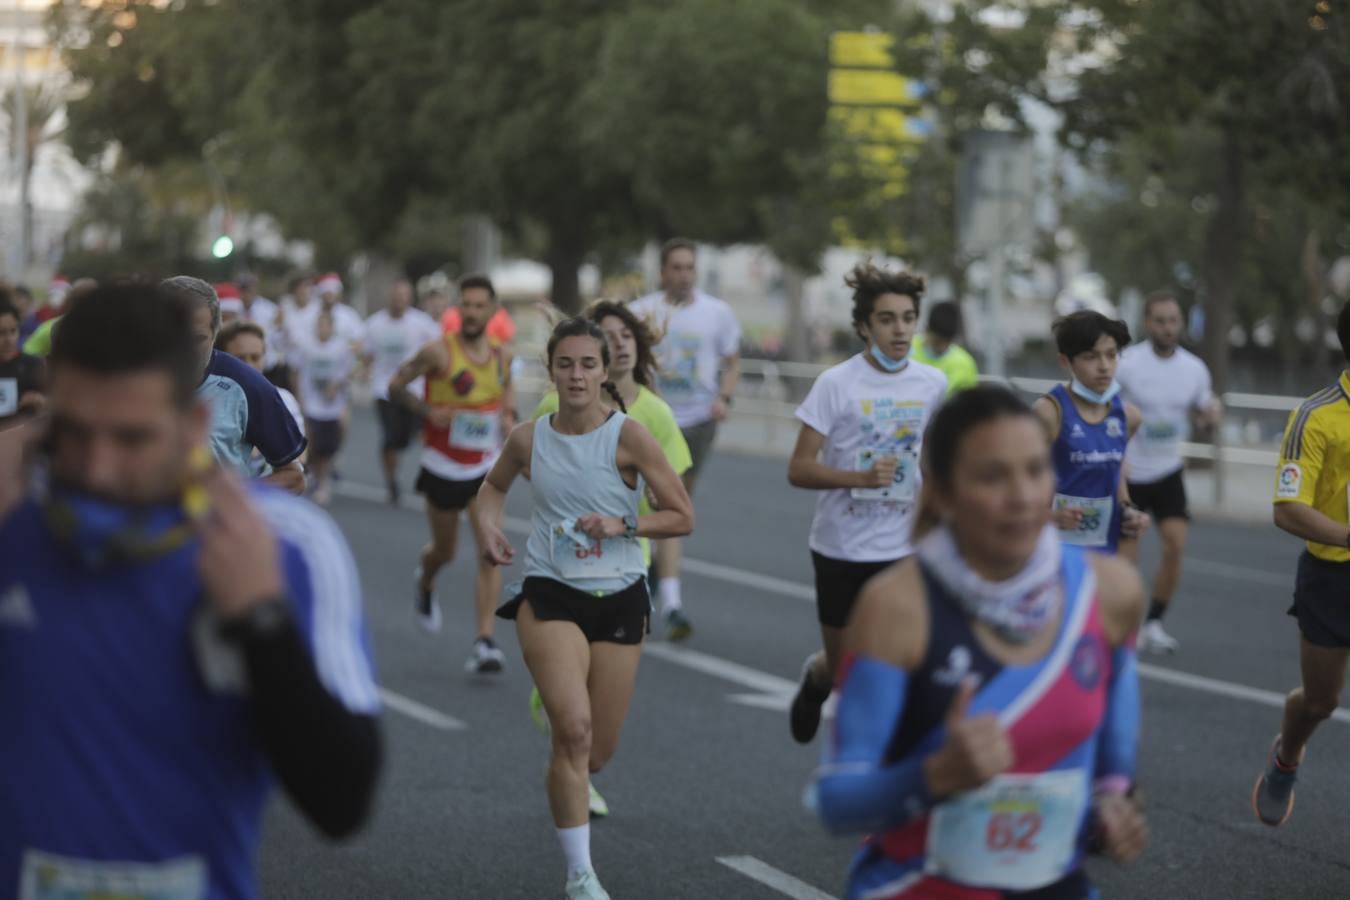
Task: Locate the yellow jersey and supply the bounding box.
[1275,371,1350,561]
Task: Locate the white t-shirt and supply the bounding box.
[295,336,355,422]
[365,308,440,401]
[629,290,741,428]
[795,354,948,562]
[239,297,283,370]
[1118,342,1214,484]
[287,303,365,367]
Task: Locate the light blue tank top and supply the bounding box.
[525,411,646,593]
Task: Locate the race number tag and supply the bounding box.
[1139,419,1180,453]
[0,377,17,417]
[550,518,627,580]
[19,849,208,900]
[850,449,918,502]
[925,771,1086,891]
[1053,494,1114,547]
[449,411,500,453]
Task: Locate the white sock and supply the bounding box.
[660,577,682,614]
[556,824,592,879]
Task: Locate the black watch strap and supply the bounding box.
[217,599,294,645]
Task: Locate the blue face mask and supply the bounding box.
[869,343,909,373]
[1070,378,1121,405]
[42,483,205,568]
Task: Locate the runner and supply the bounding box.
[388,274,516,673]
[1033,311,1147,555]
[288,273,365,365]
[294,309,355,506]
[474,316,694,900]
[162,275,308,495]
[812,385,1148,899]
[0,296,45,427]
[787,262,947,745]
[1117,290,1223,654]
[272,271,316,390]
[215,320,306,444]
[531,299,693,816]
[911,300,979,395]
[0,282,381,899]
[22,278,97,358]
[629,237,741,641]
[365,278,441,504]
[1252,298,1350,827]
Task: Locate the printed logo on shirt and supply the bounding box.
[1069,633,1104,691]
[932,645,975,687]
[1070,423,1085,439]
[0,583,35,629]
[1276,463,1302,499]
[1105,417,1124,439]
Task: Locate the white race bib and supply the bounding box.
[20,849,207,900]
[1138,419,1181,454]
[925,771,1086,891]
[449,411,500,453]
[0,377,17,417]
[851,448,918,502]
[550,519,627,580]
[1054,494,1113,547]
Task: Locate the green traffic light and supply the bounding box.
[212,235,235,259]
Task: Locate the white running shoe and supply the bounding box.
[465,637,505,673]
[1141,620,1179,654]
[413,567,442,634]
[564,869,610,900]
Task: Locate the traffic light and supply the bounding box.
[211,235,235,259]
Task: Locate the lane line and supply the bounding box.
[644,643,797,695]
[716,856,839,900]
[1138,663,1350,724]
[379,688,468,731]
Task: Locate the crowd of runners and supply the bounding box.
[0,240,1345,900]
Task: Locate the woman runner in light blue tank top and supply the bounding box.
[475,317,694,900]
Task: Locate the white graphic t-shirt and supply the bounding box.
[364,308,441,401]
[1117,343,1213,484]
[295,336,355,422]
[795,354,947,561]
[629,290,741,428]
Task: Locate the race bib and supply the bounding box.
[550,519,627,580]
[19,849,207,900]
[449,411,500,453]
[925,771,1086,891]
[0,377,17,416]
[851,448,918,502]
[1139,419,1180,453]
[1054,494,1114,547]
[656,334,703,401]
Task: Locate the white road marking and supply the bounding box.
[332,481,1345,723]
[716,856,839,900]
[379,688,467,731]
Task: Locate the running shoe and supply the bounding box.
[564,869,610,900]
[529,686,551,734]
[1140,620,1180,654]
[1252,734,1298,827]
[465,636,505,674]
[413,567,442,633]
[665,608,693,642]
[588,782,609,819]
[789,653,832,744]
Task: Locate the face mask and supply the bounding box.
[869,343,909,373]
[1070,379,1121,405]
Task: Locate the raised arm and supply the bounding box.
[619,417,693,538]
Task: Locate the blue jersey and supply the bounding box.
[1049,384,1126,553]
[199,350,307,476]
[0,487,379,900]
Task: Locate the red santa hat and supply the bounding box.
[316,273,343,296]
[214,282,241,300]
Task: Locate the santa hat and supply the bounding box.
[214,282,241,300]
[48,276,70,303]
[219,297,244,316]
[317,273,343,297]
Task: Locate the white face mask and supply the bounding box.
[869,343,909,372]
[1070,379,1121,405]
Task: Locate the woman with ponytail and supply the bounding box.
[474,316,693,900]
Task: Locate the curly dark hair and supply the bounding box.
[587,300,661,390]
[846,261,926,332]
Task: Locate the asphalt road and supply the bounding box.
[256,408,1350,899]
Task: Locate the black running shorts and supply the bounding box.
[415,469,484,512]
[1289,551,1350,649]
[1127,469,1189,522]
[376,398,421,452]
[307,418,344,460]
[811,551,900,629]
[497,576,650,645]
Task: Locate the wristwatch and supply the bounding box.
[622,513,639,538]
[217,598,294,645]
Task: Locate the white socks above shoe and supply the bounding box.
[557,824,592,879]
[659,577,682,614]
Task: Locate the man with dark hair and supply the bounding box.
[1117,290,1223,654]
[629,238,741,640]
[1253,298,1350,827]
[442,274,517,345]
[0,296,45,426]
[911,300,979,394]
[0,282,382,898]
[162,275,307,495]
[1033,311,1148,554]
[391,273,516,673]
